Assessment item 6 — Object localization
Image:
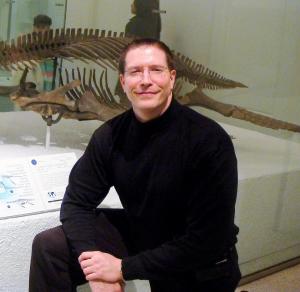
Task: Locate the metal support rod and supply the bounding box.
[45,125,51,150]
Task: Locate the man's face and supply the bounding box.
[33,25,50,34]
[120,45,176,118]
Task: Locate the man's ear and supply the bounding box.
[170,70,176,89]
[119,74,125,89]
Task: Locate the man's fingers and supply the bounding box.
[86,273,98,281]
[78,251,96,262]
[82,266,94,276]
[80,258,93,269]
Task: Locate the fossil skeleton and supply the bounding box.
[1,28,300,132]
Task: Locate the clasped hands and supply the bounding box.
[79,251,124,292]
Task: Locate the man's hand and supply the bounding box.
[89,280,125,292]
[79,251,123,283]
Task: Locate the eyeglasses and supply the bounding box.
[124,66,170,81]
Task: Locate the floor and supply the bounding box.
[236,264,300,292]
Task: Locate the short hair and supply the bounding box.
[33,14,52,28]
[118,38,175,74]
[134,0,154,16]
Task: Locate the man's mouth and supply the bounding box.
[135,91,158,95]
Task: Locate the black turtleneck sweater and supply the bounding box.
[60,99,239,281]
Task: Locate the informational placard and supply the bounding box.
[0,153,77,219]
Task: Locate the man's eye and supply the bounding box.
[151,68,167,75]
[151,68,163,72]
[130,70,141,75]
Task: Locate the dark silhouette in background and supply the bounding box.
[125,0,161,39]
[33,14,52,33]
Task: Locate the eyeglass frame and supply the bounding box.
[123,65,172,81]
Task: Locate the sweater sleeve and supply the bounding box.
[60,127,112,256]
[122,129,239,281]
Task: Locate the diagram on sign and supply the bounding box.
[0,174,35,209]
[0,153,77,219]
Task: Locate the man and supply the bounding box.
[29,39,241,292]
[32,14,56,91]
[10,15,55,95]
[125,0,161,39]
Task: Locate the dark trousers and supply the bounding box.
[29,209,241,292]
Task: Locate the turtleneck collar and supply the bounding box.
[130,98,181,134]
[114,98,182,159]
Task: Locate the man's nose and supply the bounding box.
[140,69,152,83]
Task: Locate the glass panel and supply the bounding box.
[0,0,66,111]
[0,0,10,42]
[0,0,15,111]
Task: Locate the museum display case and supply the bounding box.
[0,0,299,291]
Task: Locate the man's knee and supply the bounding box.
[32,226,68,258]
[30,226,79,291]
